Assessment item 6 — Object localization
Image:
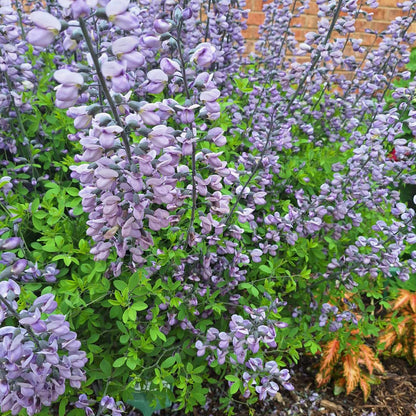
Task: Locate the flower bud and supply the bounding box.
[1,237,21,250]
[183,7,192,20]
[154,19,172,34]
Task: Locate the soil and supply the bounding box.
[159,355,416,416]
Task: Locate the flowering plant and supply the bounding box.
[1,0,416,414]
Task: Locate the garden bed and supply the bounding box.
[165,357,416,416]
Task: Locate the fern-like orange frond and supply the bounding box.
[358,345,376,375]
[358,373,371,402]
[397,316,412,337]
[319,339,340,372]
[372,356,384,374]
[393,290,412,311]
[343,353,361,395]
[392,342,403,355]
[316,368,332,387]
[378,328,397,351]
[409,293,416,314]
[358,345,384,375]
[412,322,416,362]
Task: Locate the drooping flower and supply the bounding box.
[105,0,139,30]
[26,11,61,47]
[191,43,217,67]
[53,69,84,109]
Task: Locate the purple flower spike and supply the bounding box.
[0,279,20,298]
[11,259,28,275]
[33,293,58,314]
[112,36,140,55]
[58,0,97,18]
[146,69,168,94]
[112,36,144,70]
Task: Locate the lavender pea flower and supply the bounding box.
[54,69,84,109]
[1,237,21,250]
[58,0,97,18]
[112,36,145,70]
[101,61,130,93]
[106,0,139,30]
[27,11,61,47]
[146,69,168,94]
[160,58,180,75]
[191,43,217,67]
[154,19,172,34]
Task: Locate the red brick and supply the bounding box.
[242,25,261,40]
[354,18,390,32]
[245,40,257,54]
[292,14,319,29]
[291,27,314,40]
[377,0,402,6]
[410,21,416,33]
[246,11,265,25]
[367,6,405,21]
[250,0,266,12]
[306,2,319,14]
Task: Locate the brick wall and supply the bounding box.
[243,0,416,54]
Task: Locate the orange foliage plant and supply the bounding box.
[378,289,416,362]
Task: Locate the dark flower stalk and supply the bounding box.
[78,17,132,163]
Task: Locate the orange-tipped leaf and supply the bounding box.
[319,339,340,372]
[393,290,411,311]
[343,353,361,395]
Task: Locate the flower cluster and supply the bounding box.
[318,302,358,332]
[242,357,294,400]
[195,302,293,398]
[75,394,125,416]
[0,275,86,415]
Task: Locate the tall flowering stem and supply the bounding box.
[224,110,277,228]
[174,21,196,247]
[78,17,132,163]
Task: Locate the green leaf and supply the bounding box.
[31,198,40,214]
[128,307,137,321]
[225,376,241,395]
[127,390,171,416]
[161,356,176,369]
[126,358,137,370]
[149,326,166,342]
[131,301,148,311]
[59,397,68,416]
[88,344,103,354]
[100,359,112,377]
[225,375,240,383]
[114,280,128,291]
[259,264,272,274]
[66,187,80,196]
[128,275,140,291]
[113,357,127,368]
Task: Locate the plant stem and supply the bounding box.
[174,23,196,247]
[78,18,132,163]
